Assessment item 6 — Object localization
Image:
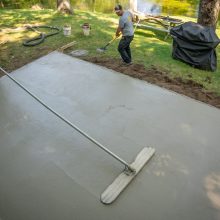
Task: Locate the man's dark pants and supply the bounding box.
[118,35,134,64]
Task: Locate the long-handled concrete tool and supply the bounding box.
[96,36,118,53]
[0,66,155,204]
[97,18,141,53]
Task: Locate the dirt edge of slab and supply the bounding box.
[83,57,220,109]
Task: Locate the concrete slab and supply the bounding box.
[0,51,220,220]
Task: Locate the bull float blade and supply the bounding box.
[101,147,155,204]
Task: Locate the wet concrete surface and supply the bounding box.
[0,52,220,220]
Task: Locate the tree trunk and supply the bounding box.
[197,0,220,29]
[92,0,95,12]
[57,0,73,15]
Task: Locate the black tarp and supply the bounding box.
[170,22,220,71]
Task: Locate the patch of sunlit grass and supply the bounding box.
[94,15,118,24]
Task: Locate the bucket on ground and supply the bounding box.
[82,23,91,36]
[63,25,71,36]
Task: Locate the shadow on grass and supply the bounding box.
[135,28,171,42]
[0,9,58,28]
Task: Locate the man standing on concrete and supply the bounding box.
[115,4,134,65]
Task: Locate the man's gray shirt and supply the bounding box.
[119,11,134,36]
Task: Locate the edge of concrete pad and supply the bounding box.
[5,50,220,112]
[56,51,220,112]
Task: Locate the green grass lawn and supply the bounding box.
[0,9,220,94]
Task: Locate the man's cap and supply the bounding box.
[114,4,122,12]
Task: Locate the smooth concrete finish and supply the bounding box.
[0,51,220,220]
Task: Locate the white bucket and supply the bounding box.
[82,24,91,36]
[63,26,71,36]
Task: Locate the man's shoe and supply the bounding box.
[120,61,132,66]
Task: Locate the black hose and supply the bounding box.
[23,25,60,46]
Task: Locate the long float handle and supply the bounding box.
[0,67,135,172]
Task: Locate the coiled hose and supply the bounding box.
[23,25,60,46]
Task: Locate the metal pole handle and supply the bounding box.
[0,67,135,172]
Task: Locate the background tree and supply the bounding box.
[197,0,220,29]
[57,0,73,14]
